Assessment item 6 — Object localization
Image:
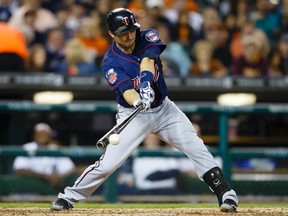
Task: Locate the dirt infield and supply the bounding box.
[0,207,287,216]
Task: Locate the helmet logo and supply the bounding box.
[122,17,129,25]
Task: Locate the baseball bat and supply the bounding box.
[96,104,143,149]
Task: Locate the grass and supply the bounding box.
[0,202,287,209]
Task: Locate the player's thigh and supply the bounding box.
[99,107,152,172]
[157,101,202,149]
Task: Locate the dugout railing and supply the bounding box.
[0,101,288,202]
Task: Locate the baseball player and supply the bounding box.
[51,8,239,212]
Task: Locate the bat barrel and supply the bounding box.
[95,105,143,149]
[96,138,108,149]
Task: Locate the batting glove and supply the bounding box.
[133,99,150,111]
[139,81,155,104]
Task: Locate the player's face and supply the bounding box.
[113,29,136,53]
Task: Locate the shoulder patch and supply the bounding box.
[106,68,117,84]
[145,30,160,42]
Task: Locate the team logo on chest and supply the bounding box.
[145,31,160,42]
[106,68,117,84]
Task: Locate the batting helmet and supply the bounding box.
[106,8,140,35]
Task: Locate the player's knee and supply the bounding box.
[100,163,120,175]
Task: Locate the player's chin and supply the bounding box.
[123,41,134,47]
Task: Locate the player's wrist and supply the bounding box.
[140,70,154,84]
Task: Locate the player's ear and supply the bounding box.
[108,31,115,39]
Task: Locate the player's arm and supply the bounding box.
[123,89,141,106]
[122,58,156,110]
[140,57,155,78]
[136,57,155,110]
[15,169,63,186]
[105,57,155,110]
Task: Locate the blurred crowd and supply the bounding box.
[0,0,287,77]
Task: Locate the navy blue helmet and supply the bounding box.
[106,8,140,35]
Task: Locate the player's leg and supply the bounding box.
[156,98,238,212]
[202,167,238,212]
[51,107,153,210]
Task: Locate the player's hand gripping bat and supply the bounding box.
[96,104,143,149]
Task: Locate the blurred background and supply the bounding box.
[0,0,287,204]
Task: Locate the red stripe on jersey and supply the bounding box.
[112,44,140,65]
[111,77,131,90]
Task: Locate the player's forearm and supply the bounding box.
[140,57,155,74]
[123,89,141,106]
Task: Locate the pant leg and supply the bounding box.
[156,98,218,178]
[59,106,153,204]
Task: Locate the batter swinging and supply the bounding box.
[51,8,239,212]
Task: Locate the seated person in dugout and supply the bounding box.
[133,134,198,195]
[12,123,76,190]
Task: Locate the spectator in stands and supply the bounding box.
[250,0,281,41]
[0,0,18,22]
[188,40,226,77]
[223,12,238,45]
[155,23,191,77]
[12,123,75,189]
[117,156,135,195]
[133,134,197,195]
[0,22,29,72]
[223,0,247,45]
[133,134,181,195]
[199,6,221,39]
[14,9,37,46]
[133,7,154,30]
[54,7,75,40]
[163,0,203,36]
[161,57,181,77]
[127,0,145,13]
[40,0,63,13]
[232,35,269,77]
[230,21,270,60]
[43,27,65,72]
[76,17,109,64]
[95,0,112,17]
[144,0,174,38]
[26,43,46,72]
[235,0,251,24]
[9,0,58,44]
[203,21,232,69]
[65,1,89,35]
[279,0,288,36]
[269,33,288,76]
[170,8,200,53]
[89,8,111,42]
[57,38,98,76]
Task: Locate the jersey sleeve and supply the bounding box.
[102,65,134,95]
[141,29,166,60]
